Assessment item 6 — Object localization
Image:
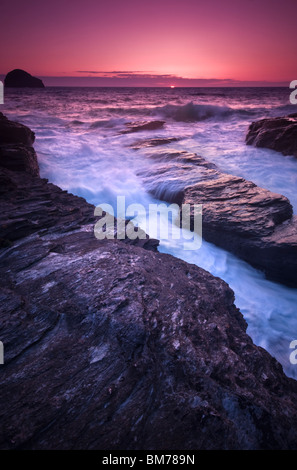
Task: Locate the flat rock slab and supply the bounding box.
[138,149,297,286]
[130,137,180,150]
[1,230,297,449]
[120,120,165,134]
[246,113,297,158]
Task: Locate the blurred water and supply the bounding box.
[2,86,297,378]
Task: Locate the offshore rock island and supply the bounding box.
[4,69,45,88]
[1,114,297,449]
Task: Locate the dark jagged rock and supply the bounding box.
[1,114,297,450]
[137,149,297,287]
[0,112,38,177]
[246,113,297,158]
[0,114,155,248]
[120,120,165,134]
[0,167,158,251]
[4,69,45,88]
[0,112,35,146]
[0,145,39,177]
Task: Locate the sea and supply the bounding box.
[2,86,297,378]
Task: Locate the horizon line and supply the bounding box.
[0,73,292,88]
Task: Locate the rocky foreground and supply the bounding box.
[246,113,297,158]
[1,115,297,450]
[135,142,297,287]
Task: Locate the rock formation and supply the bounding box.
[120,120,165,134]
[1,116,297,450]
[246,113,297,158]
[4,69,45,88]
[131,137,180,150]
[0,112,38,177]
[0,112,35,146]
[136,144,297,287]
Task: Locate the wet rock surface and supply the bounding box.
[0,167,158,251]
[120,120,165,134]
[2,232,297,450]
[137,147,297,286]
[246,113,297,158]
[130,137,180,149]
[1,116,297,450]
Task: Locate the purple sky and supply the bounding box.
[1,0,297,86]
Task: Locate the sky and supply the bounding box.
[1,0,297,86]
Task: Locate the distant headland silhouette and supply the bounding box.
[4,69,45,88]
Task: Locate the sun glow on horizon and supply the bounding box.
[1,0,296,85]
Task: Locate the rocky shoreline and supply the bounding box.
[1,115,297,449]
[135,141,297,287]
[246,113,297,158]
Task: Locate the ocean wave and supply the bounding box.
[83,102,256,122]
[152,102,239,122]
[270,103,297,117]
[146,180,185,205]
[102,107,151,116]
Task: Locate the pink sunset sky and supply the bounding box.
[1,0,296,86]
